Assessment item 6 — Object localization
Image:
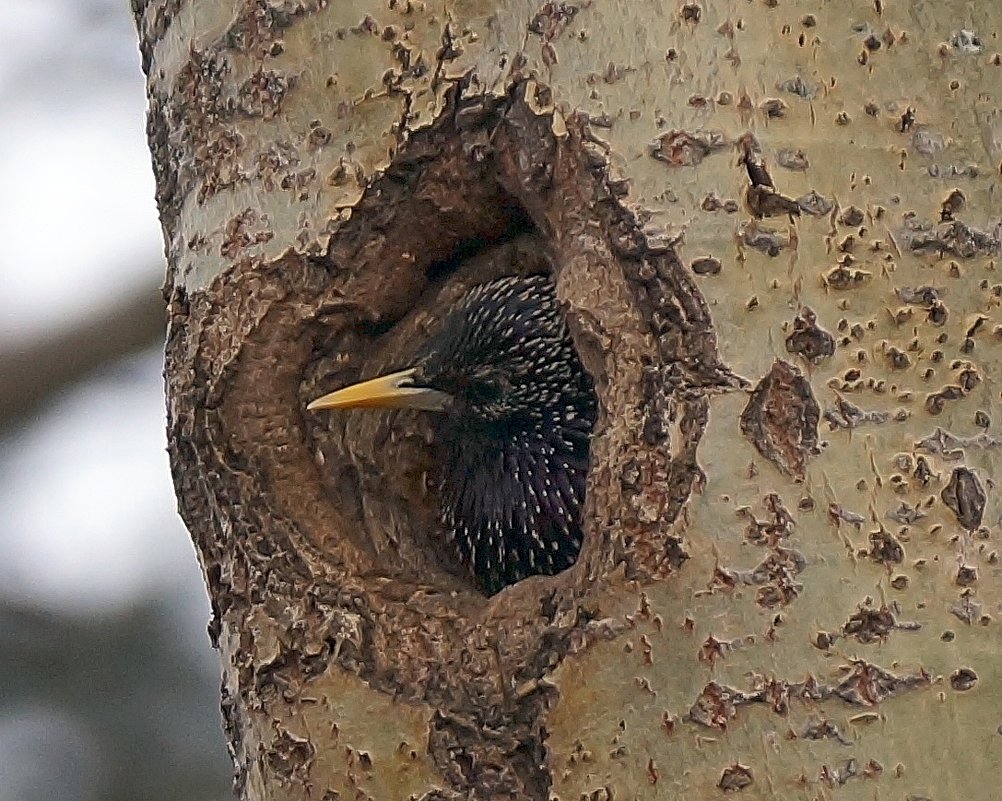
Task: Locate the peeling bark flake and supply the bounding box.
[718,763,754,792]
[649,129,727,167]
[740,360,820,479]
[785,307,835,365]
[950,667,978,691]
[833,661,931,706]
[941,467,986,530]
[868,528,905,565]
[842,605,918,643]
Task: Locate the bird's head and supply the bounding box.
[308,275,582,427]
[307,274,597,593]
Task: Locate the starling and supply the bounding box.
[308,273,597,594]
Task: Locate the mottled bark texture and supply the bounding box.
[137,1,1002,799]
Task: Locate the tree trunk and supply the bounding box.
[135,1,1002,799]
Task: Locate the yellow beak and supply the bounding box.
[307,367,452,412]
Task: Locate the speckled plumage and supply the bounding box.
[410,274,597,594]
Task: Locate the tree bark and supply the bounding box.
[135,1,1002,799]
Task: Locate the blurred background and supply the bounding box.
[0,1,231,799]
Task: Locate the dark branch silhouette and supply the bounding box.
[0,278,165,431]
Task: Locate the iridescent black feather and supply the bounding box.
[410,274,597,594]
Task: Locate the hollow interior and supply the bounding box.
[304,188,598,596]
